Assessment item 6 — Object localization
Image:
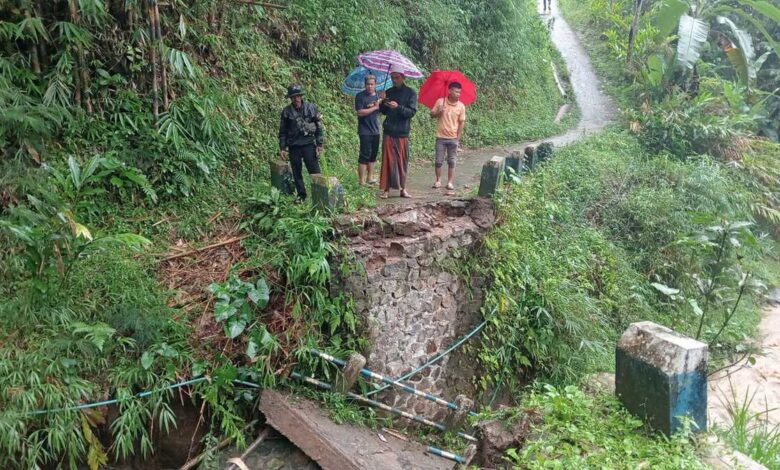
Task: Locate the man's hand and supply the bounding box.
[387,100,399,109]
[316,146,323,156]
[280,150,289,160]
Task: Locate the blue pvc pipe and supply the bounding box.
[310,349,478,417]
[290,371,477,443]
[366,313,493,397]
[427,446,466,464]
[27,377,209,416]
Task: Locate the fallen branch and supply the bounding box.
[226,427,271,470]
[179,419,257,470]
[160,235,250,261]
[231,0,287,8]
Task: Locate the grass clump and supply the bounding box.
[504,385,706,469]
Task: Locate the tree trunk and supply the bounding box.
[626,0,644,64]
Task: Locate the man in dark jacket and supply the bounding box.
[379,65,417,199]
[279,84,324,201]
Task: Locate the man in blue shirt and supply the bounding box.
[354,75,382,185]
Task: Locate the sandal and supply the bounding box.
[379,192,389,199]
[445,183,455,190]
[400,190,413,198]
[432,181,441,189]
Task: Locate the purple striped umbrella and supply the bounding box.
[357,50,424,79]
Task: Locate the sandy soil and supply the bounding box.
[708,304,780,427]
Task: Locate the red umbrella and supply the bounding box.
[418,70,476,109]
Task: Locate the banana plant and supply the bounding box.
[649,0,779,89]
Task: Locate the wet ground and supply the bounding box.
[217,429,320,470]
[378,0,616,205]
[708,299,780,427]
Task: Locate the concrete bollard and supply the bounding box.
[336,353,367,394]
[478,156,505,197]
[505,150,524,179]
[443,394,475,431]
[535,142,554,165]
[616,321,708,435]
[310,174,345,212]
[523,145,536,170]
[270,160,295,195]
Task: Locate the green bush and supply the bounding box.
[477,130,773,387]
[504,384,706,469]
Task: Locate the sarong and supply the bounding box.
[380,135,409,191]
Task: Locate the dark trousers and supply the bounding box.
[358,134,380,164]
[543,0,552,10]
[289,144,320,199]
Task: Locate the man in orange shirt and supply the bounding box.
[430,82,466,191]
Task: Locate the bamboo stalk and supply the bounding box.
[159,235,250,261]
[148,0,160,117]
[231,0,288,8]
[36,0,47,69]
[67,0,83,108]
[24,9,41,75]
[154,0,169,110]
[68,0,92,113]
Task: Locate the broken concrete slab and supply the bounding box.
[259,389,456,470]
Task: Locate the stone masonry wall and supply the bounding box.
[334,199,495,421]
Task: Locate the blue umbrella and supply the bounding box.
[341,65,392,96]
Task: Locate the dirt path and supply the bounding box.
[708,300,780,427]
[380,0,616,204]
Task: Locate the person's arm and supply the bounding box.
[380,93,391,115]
[457,107,466,139]
[312,105,324,149]
[397,89,417,119]
[279,111,288,158]
[430,98,444,118]
[356,100,380,117]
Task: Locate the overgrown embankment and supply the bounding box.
[468,0,780,467]
[0,0,566,467]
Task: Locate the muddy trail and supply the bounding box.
[380,0,616,204]
[708,300,780,428]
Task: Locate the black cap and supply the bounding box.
[286,84,304,98]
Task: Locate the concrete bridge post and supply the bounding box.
[616,321,708,435]
[478,156,505,197]
[270,160,295,195]
[311,174,345,212]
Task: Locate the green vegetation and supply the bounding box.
[0,0,567,467]
[478,129,777,386]
[470,0,779,466]
[504,385,706,469]
[716,384,780,469]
